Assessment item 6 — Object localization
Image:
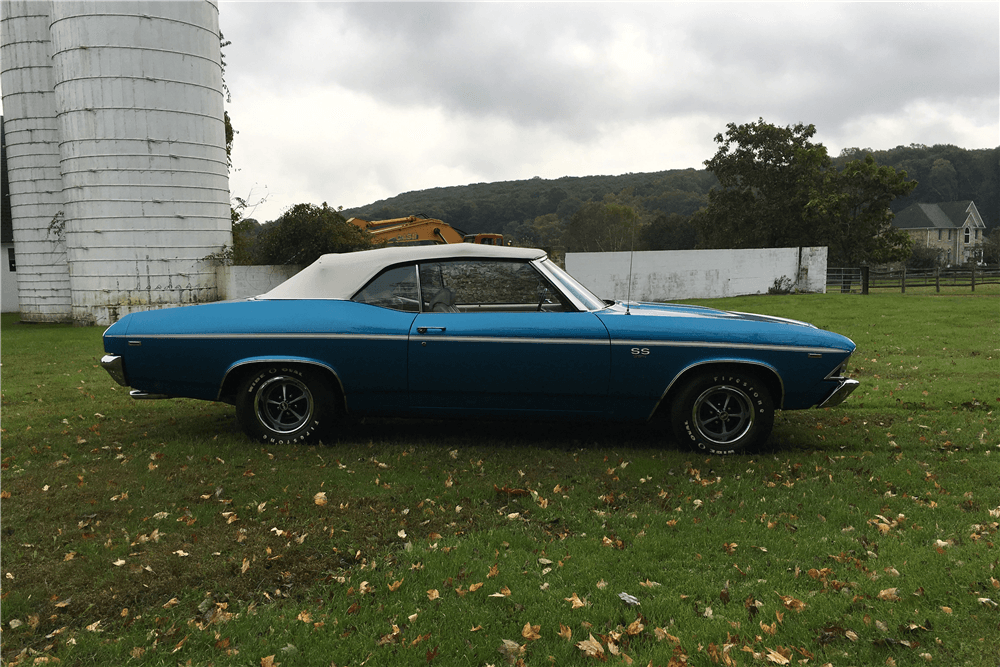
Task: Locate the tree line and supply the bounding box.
[228,120,999,267]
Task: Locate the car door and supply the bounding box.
[407,259,611,416]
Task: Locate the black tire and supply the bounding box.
[670,369,774,455]
[236,366,333,445]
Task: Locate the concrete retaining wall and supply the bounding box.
[565,247,828,301]
[216,265,302,300]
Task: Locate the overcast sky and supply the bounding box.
[220,2,998,222]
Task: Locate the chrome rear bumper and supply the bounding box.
[818,378,860,408]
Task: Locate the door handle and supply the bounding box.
[416,327,447,334]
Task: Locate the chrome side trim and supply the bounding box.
[817,378,860,408]
[100,354,128,386]
[614,340,847,355]
[130,390,173,400]
[104,332,407,342]
[106,332,848,356]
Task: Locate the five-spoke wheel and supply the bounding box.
[671,369,774,455]
[236,367,333,444]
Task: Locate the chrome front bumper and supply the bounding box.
[818,378,860,408]
[100,354,128,386]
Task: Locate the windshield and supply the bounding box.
[537,258,607,311]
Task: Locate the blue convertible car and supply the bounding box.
[101,244,858,454]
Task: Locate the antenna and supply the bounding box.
[625,220,635,315]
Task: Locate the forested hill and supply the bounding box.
[341,144,998,237]
[341,169,717,237]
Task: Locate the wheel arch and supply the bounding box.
[651,360,784,420]
[218,357,347,412]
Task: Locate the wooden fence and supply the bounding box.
[826,266,1000,294]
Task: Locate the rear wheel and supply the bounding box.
[670,369,774,455]
[236,366,333,444]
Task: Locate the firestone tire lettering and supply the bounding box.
[236,367,334,445]
[669,369,774,456]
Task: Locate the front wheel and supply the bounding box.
[670,369,774,455]
[236,367,333,444]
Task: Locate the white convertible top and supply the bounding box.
[261,244,547,300]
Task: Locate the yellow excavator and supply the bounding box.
[347,216,504,246]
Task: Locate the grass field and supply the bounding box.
[1,291,998,666]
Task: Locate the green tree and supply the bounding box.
[698,119,919,265]
[231,218,260,265]
[255,203,372,265]
[639,213,699,250]
[563,201,639,252]
[981,228,1000,265]
[806,154,917,265]
[697,118,828,249]
[906,244,943,269]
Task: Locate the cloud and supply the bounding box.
[220,2,999,222]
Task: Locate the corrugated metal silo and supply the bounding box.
[48,0,231,325]
[0,0,74,322]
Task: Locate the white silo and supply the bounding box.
[0,0,74,322]
[48,0,231,325]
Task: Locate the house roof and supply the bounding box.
[892,201,981,230]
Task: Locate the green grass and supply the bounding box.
[1,292,998,666]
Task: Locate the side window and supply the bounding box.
[964,227,971,243]
[352,265,419,312]
[418,260,569,312]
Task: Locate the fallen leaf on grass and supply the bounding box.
[618,592,640,606]
[521,622,541,640]
[498,639,525,664]
[776,593,806,612]
[878,588,901,602]
[163,598,180,608]
[765,646,791,664]
[565,593,588,608]
[489,587,512,598]
[558,624,572,641]
[577,634,605,659]
[427,589,440,601]
[313,492,327,506]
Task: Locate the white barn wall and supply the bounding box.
[1,0,231,325]
[49,0,231,325]
[0,1,74,322]
[566,247,828,301]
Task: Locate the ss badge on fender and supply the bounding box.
[631,347,650,358]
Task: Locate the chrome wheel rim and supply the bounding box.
[254,376,314,434]
[691,385,754,444]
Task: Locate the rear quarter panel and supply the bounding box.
[104,300,416,408]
